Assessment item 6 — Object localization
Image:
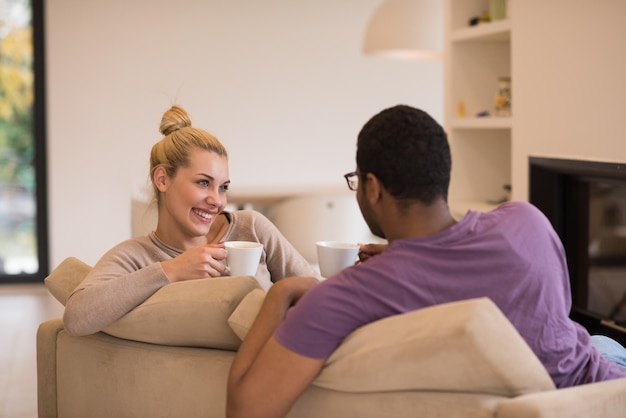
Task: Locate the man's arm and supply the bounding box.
[227,277,324,418]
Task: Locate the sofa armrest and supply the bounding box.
[37,318,64,418]
[497,377,626,418]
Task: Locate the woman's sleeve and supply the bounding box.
[249,211,321,281]
[62,241,170,336]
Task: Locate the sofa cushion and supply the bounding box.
[314,297,556,397]
[228,288,266,340]
[45,257,262,350]
[104,276,262,349]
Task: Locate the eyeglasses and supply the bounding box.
[344,171,359,191]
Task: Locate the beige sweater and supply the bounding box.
[63,210,317,336]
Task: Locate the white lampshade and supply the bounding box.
[363,0,443,60]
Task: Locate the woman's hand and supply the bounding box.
[161,244,228,282]
[357,243,387,263]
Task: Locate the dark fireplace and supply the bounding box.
[529,157,626,344]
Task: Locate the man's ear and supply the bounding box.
[153,166,168,192]
[364,172,383,204]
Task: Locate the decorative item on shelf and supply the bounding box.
[468,11,491,26]
[489,0,507,21]
[503,184,512,201]
[487,184,512,205]
[494,77,511,117]
[457,101,466,118]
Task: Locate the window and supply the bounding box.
[0,0,47,283]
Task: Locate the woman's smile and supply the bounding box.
[192,207,215,223]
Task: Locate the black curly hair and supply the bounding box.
[356,105,451,205]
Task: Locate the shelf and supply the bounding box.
[451,19,511,42]
[449,117,512,129]
[446,0,512,218]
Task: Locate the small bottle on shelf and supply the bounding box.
[457,100,466,118]
[494,77,511,117]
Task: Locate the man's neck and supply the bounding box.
[384,199,457,242]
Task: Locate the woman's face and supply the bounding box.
[156,149,230,241]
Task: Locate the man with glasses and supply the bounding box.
[227,105,626,418]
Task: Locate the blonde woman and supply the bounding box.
[63,105,317,336]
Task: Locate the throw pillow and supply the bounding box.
[44,257,92,305]
[228,288,266,340]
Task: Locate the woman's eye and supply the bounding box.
[198,180,209,187]
[220,184,230,192]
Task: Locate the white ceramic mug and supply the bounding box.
[224,241,263,276]
[316,241,359,278]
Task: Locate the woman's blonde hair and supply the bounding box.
[149,105,228,204]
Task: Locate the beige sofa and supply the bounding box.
[37,257,626,418]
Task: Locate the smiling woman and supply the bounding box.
[0,0,47,283]
[61,104,320,337]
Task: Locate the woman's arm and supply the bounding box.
[63,240,170,336]
[247,211,320,280]
[227,210,319,283]
[63,234,231,336]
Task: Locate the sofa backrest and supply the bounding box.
[46,257,557,397]
[45,257,262,350]
[219,279,558,397]
[314,297,557,397]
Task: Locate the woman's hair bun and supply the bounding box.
[159,105,192,136]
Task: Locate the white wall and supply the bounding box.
[45,0,443,268]
[511,0,626,200]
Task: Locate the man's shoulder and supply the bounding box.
[317,261,395,298]
[492,201,556,239]
[495,200,545,219]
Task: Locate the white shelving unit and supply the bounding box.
[445,0,512,218]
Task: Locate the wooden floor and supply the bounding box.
[0,283,65,418]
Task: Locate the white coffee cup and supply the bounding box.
[224,241,264,277]
[316,241,360,278]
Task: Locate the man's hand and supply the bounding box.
[357,243,387,263]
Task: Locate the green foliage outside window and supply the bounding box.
[0,11,34,190]
[0,0,37,275]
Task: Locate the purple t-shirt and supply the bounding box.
[274,201,626,388]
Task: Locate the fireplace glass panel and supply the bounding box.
[529,157,626,344]
[588,181,626,324]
